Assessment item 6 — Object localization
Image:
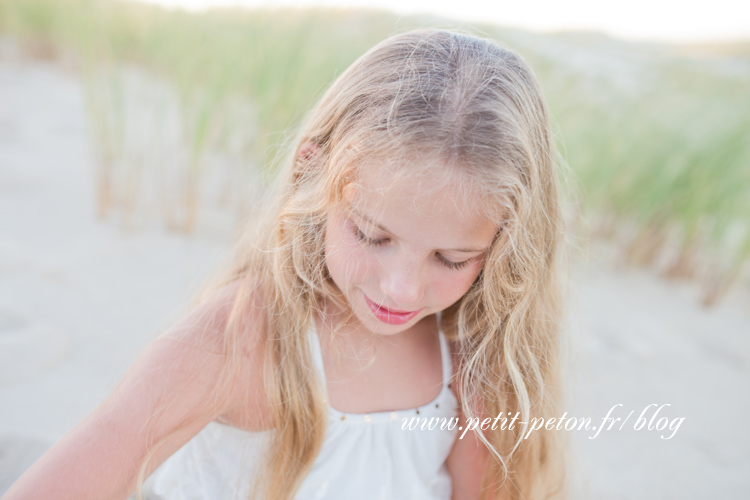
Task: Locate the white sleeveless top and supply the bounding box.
[141,324,460,500]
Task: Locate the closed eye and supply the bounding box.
[436,253,470,270]
[352,217,475,270]
[353,225,388,246]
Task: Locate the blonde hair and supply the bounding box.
[139,28,567,500]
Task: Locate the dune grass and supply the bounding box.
[1,0,748,303]
[537,44,750,301]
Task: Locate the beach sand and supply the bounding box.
[1,54,748,499]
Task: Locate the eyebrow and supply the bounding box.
[349,207,490,254]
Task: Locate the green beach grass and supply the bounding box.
[2,0,748,303]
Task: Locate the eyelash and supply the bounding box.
[437,255,470,270]
[352,225,471,271]
[353,225,387,246]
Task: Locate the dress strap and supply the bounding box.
[307,323,329,399]
[437,328,453,387]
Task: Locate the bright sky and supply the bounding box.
[136,0,750,43]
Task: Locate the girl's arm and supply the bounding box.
[2,282,263,500]
[446,349,508,500]
[446,406,491,500]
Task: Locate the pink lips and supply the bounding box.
[364,295,422,325]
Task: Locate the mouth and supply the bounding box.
[364,295,422,325]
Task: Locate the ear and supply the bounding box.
[298,141,319,162]
[293,141,321,185]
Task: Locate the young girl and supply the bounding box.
[3,29,566,500]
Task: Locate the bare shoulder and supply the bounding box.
[163,277,266,356]
[103,275,271,444]
[155,277,272,429]
[181,277,273,430]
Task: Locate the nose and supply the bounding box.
[379,256,424,308]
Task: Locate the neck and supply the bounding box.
[314,299,438,365]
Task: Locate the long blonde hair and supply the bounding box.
[141,28,567,500]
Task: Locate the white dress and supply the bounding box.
[141,324,460,500]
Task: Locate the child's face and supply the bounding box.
[324,161,499,336]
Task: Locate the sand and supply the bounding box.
[1,53,748,499]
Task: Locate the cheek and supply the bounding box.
[431,264,483,305]
[324,216,376,289]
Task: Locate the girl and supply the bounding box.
[3,29,567,500]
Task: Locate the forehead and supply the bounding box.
[344,159,500,244]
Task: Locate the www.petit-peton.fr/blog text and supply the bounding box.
[402,404,685,440]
